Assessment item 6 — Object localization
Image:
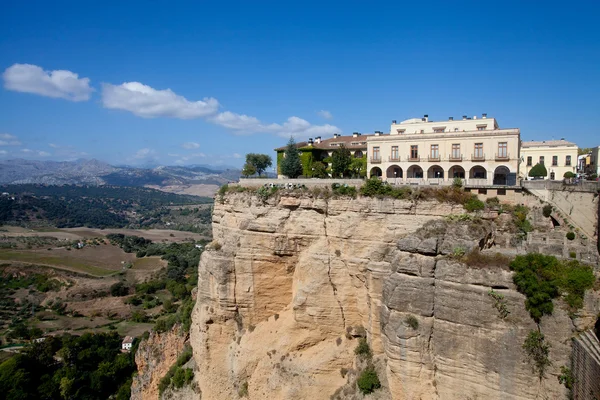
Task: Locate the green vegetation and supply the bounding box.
[0,250,114,276]
[354,337,372,359]
[349,156,367,178]
[357,365,381,395]
[464,197,485,212]
[404,315,419,330]
[564,171,575,179]
[558,365,574,390]
[0,332,137,400]
[528,163,548,178]
[280,137,304,179]
[462,250,511,270]
[158,345,194,395]
[331,144,353,178]
[243,153,272,177]
[510,254,595,322]
[0,184,211,231]
[331,183,357,197]
[359,177,412,199]
[566,232,575,241]
[523,330,551,380]
[452,177,463,188]
[488,289,510,319]
[542,204,553,218]
[238,381,249,397]
[508,204,533,236]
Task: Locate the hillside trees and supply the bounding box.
[280,137,304,178]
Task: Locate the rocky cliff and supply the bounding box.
[189,192,599,399]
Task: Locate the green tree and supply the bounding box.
[280,137,303,178]
[563,171,575,179]
[349,156,367,178]
[241,163,256,177]
[311,162,328,178]
[528,163,547,178]
[244,154,272,177]
[332,144,352,178]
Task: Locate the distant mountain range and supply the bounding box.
[0,159,241,187]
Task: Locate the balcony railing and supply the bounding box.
[388,156,400,162]
[428,155,441,162]
[449,154,463,162]
[407,156,421,162]
[495,153,510,161]
[472,153,485,161]
[370,157,382,164]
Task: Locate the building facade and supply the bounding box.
[590,146,600,176]
[520,139,578,180]
[367,114,520,185]
[275,132,371,177]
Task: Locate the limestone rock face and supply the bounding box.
[131,325,187,400]
[190,192,596,400]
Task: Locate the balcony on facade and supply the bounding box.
[407,156,421,162]
[370,157,382,164]
[388,156,400,162]
[448,154,463,162]
[428,155,441,162]
[495,153,510,161]
[471,153,486,161]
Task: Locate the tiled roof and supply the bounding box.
[275,134,374,151]
[521,139,577,148]
[122,336,134,344]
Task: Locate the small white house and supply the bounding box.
[122,336,134,351]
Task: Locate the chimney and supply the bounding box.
[462,115,467,120]
[333,133,339,138]
[375,131,381,136]
[307,138,313,146]
[392,120,397,124]
[449,117,453,121]
[315,136,321,144]
[424,114,429,122]
[473,116,477,120]
[482,113,487,119]
[353,132,360,137]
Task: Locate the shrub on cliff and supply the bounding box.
[523,330,551,380]
[464,197,485,212]
[542,204,553,218]
[354,337,372,359]
[566,231,575,240]
[510,254,595,322]
[357,365,381,394]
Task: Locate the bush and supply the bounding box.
[464,197,485,212]
[357,366,381,395]
[564,171,575,179]
[566,232,575,240]
[354,337,372,359]
[542,204,553,218]
[510,254,595,321]
[238,382,249,397]
[485,197,500,207]
[528,163,547,178]
[405,315,419,330]
[452,177,463,188]
[558,365,574,390]
[110,282,130,297]
[523,330,551,380]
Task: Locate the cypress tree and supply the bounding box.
[281,137,303,178]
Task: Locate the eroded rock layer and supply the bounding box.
[189,192,597,400]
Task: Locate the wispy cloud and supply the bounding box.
[133,148,156,159]
[0,150,7,155]
[100,80,340,138]
[182,142,200,149]
[0,133,22,146]
[317,110,333,120]
[101,82,219,119]
[21,148,51,157]
[3,63,93,101]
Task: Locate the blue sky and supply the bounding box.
[1,1,599,168]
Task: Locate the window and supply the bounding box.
[478,189,487,194]
[527,156,532,166]
[552,156,558,166]
[433,128,445,133]
[454,128,459,132]
[474,143,483,158]
[452,144,460,159]
[420,130,424,134]
[372,147,380,160]
[566,155,572,166]
[477,126,486,131]
[391,146,399,160]
[498,142,507,158]
[430,144,439,159]
[539,156,544,165]
[497,189,506,196]
[410,145,418,159]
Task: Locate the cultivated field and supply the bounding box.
[1,226,206,242]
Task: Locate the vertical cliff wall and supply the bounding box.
[189,192,599,399]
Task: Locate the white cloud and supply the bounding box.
[317,110,333,120]
[182,142,200,149]
[101,82,219,119]
[0,150,7,155]
[133,148,156,159]
[209,112,339,138]
[233,153,242,159]
[48,143,59,148]
[20,148,50,157]
[3,63,93,101]
[0,133,21,146]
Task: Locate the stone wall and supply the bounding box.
[572,330,600,400]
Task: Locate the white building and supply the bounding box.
[520,139,578,180]
[122,336,134,351]
[590,146,600,176]
[367,114,520,185]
